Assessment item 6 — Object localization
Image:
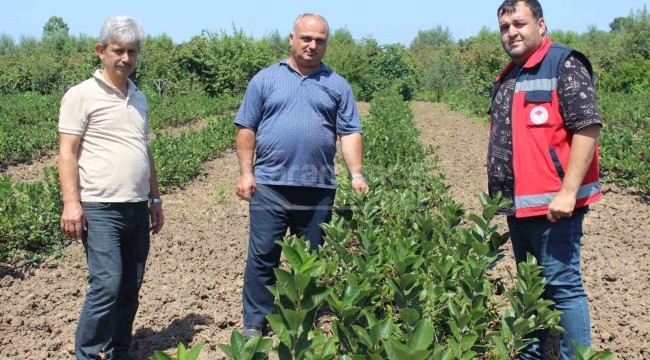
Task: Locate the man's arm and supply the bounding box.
[148,148,164,234]
[340,133,370,194]
[547,124,601,222]
[235,126,256,201]
[58,133,84,240]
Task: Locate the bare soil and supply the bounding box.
[0,102,647,359]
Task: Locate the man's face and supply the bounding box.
[498,2,546,65]
[289,16,328,68]
[96,39,139,81]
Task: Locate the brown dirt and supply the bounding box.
[0,102,648,359]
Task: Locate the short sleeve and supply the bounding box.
[557,55,603,133]
[336,84,362,134]
[234,75,264,132]
[58,87,88,136]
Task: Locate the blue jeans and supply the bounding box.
[507,208,591,360]
[75,202,150,360]
[242,184,336,329]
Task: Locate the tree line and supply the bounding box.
[1,9,648,102]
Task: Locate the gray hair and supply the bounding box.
[291,13,330,38]
[99,16,144,48]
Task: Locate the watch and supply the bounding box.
[149,198,163,205]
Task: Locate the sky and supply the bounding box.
[1,0,648,45]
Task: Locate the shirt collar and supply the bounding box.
[280,59,331,77]
[93,69,138,96]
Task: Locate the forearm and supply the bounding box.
[59,155,80,205]
[340,133,364,175]
[58,135,81,205]
[148,149,161,199]
[560,125,601,196]
[236,127,256,176]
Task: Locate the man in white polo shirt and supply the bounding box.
[57,16,164,360]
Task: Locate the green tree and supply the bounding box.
[548,30,582,49]
[177,27,275,96]
[457,27,508,97]
[421,45,462,102]
[370,43,417,100]
[410,25,454,51]
[0,33,15,55]
[137,34,178,95]
[262,29,289,59]
[42,16,70,53]
[609,16,634,31]
[324,28,370,95]
[42,16,69,37]
[623,6,650,59]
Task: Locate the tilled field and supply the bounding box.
[0,102,647,359]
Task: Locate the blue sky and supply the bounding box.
[1,0,648,45]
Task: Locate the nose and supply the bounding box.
[121,52,132,62]
[507,25,518,38]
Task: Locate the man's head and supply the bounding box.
[96,16,144,82]
[289,13,329,71]
[497,0,546,65]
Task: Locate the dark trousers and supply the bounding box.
[75,202,150,360]
[507,208,591,360]
[242,184,336,329]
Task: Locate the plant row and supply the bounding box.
[0,92,239,167]
[0,112,236,264]
[217,90,613,359]
[151,114,236,190]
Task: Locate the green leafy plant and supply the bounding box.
[218,89,606,359]
[217,329,273,360]
[149,342,205,360]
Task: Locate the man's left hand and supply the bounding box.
[150,203,165,234]
[547,190,576,223]
[351,178,370,195]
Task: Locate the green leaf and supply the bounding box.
[149,351,174,360]
[273,268,297,304]
[399,308,420,324]
[461,334,478,350]
[283,308,307,334]
[408,318,434,350]
[383,338,431,360]
[282,245,303,269]
[351,325,374,347]
[187,343,205,360]
[176,343,187,360]
[215,344,233,359]
[467,214,487,230]
[267,314,291,345]
[242,336,273,360]
[482,204,498,220]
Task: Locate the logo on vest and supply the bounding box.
[530,106,549,125]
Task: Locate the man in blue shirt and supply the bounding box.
[234,13,369,339]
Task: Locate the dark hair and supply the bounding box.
[498,0,544,21]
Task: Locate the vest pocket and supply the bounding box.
[548,147,565,180]
[524,90,552,103]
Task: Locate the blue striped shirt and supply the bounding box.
[234,60,362,188]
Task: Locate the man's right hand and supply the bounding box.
[236,173,256,201]
[60,202,85,240]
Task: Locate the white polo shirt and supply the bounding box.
[59,70,151,202]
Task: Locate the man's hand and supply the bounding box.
[547,190,576,223]
[351,177,370,195]
[236,173,256,201]
[150,203,164,235]
[60,202,85,240]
